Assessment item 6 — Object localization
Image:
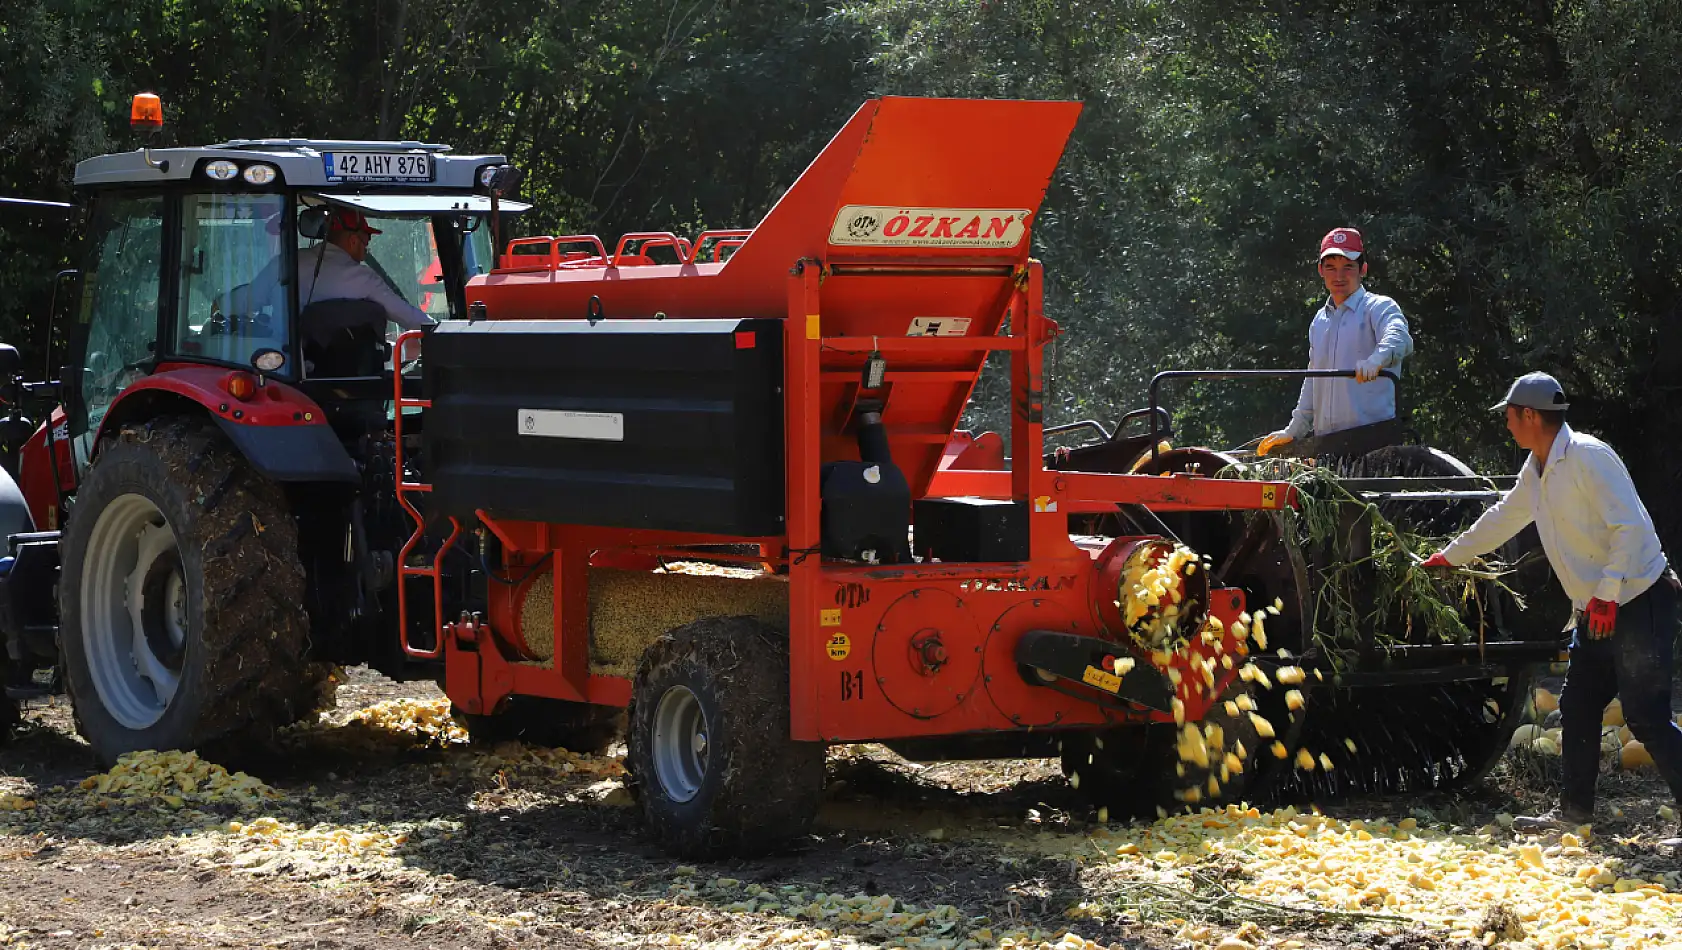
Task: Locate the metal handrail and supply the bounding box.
[1146,368,1399,463]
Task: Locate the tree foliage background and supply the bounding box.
[4,0,1682,546]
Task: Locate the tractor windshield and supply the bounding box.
[174,193,292,370]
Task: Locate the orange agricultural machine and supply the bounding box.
[1,95,1561,859]
[406,96,1558,855]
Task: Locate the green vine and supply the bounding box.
[1230,459,1522,670]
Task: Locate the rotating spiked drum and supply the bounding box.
[1053,370,1566,815]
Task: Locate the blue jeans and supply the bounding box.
[1559,570,1682,813]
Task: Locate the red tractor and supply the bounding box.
[3,94,1561,859]
[0,94,533,753]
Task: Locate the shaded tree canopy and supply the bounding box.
[4,0,1680,542]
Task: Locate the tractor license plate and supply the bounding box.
[322,152,434,183]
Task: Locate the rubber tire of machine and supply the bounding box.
[1059,725,1161,817]
[59,417,312,767]
[456,696,625,755]
[626,616,826,859]
[0,675,19,738]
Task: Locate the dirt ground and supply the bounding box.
[0,668,1678,950]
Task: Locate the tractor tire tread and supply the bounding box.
[59,416,311,766]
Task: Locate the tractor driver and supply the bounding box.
[297,207,436,349]
[1257,227,1414,457]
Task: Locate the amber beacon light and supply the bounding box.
[129,92,169,172]
[130,93,164,131]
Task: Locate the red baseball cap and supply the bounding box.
[1319,227,1363,260]
[328,208,382,235]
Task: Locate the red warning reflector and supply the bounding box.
[1101,655,1116,672]
[734,331,756,349]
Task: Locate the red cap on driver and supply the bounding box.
[329,208,382,235]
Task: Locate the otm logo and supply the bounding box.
[845,213,881,240]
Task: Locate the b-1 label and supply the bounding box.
[1082,665,1122,694]
[826,633,852,661]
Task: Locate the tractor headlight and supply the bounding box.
[252,348,287,373]
[204,160,239,181]
[241,163,278,185]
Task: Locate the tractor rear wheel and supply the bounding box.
[59,417,311,766]
[626,616,825,858]
[457,696,624,755]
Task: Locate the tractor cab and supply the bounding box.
[67,133,530,469]
[0,94,531,741]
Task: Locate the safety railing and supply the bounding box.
[1145,368,1399,462]
[391,328,461,659]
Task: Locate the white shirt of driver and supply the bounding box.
[1284,286,1413,438]
[297,242,434,331]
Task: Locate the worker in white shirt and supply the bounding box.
[1258,227,1414,457]
[1422,372,1682,843]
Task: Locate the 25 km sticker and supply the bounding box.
[826,633,852,661]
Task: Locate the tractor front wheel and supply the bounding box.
[626,616,825,859]
[59,417,310,766]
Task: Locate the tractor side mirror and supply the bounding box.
[298,205,329,241]
[485,164,524,196]
[0,344,21,380]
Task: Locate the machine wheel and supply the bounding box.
[458,696,625,755]
[626,616,825,858]
[0,682,18,739]
[1060,725,1161,817]
[58,417,310,766]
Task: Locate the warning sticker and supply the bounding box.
[907,316,971,338]
[1082,665,1122,694]
[820,609,842,627]
[826,633,852,661]
[1261,485,1280,508]
[829,205,1029,248]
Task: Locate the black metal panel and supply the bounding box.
[423,318,784,535]
[911,496,1028,562]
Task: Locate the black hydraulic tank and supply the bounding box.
[423,318,785,535]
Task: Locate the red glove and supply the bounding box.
[1420,552,1453,569]
[1585,598,1618,638]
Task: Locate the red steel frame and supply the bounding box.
[403,256,1292,740]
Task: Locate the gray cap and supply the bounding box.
[1491,371,1569,412]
